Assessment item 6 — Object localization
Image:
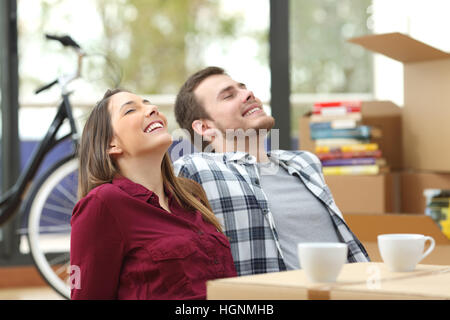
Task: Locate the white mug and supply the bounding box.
[297,242,348,283]
[377,234,435,272]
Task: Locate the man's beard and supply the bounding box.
[209,116,276,152]
[252,115,275,132]
[214,115,276,135]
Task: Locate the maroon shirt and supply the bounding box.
[70,176,237,300]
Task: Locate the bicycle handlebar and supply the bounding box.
[45,34,81,49]
[35,34,85,95]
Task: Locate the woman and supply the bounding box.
[70,89,236,300]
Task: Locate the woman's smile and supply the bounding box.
[144,120,165,133]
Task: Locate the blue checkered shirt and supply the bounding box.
[173,150,370,276]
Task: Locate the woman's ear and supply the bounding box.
[108,137,123,156]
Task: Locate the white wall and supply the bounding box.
[372,0,450,107]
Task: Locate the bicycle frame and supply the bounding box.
[0,93,78,225]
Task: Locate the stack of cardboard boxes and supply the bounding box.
[299,32,450,216]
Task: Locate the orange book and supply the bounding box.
[315,143,379,154]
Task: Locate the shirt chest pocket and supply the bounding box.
[150,240,195,261]
[147,237,196,298]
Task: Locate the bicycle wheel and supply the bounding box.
[24,155,78,299]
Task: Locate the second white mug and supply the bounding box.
[377,233,435,272]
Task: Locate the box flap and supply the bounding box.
[348,32,450,63]
[361,100,401,117]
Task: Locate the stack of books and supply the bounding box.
[424,189,450,240]
[310,101,386,175]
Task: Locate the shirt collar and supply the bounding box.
[267,150,298,164]
[223,151,257,164]
[112,175,173,205]
[222,150,298,166]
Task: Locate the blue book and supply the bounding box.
[310,122,333,130]
[321,158,376,167]
[310,125,371,140]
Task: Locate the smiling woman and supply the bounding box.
[70,89,237,300]
[107,91,173,169]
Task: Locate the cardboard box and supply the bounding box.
[299,100,403,170]
[207,262,450,300]
[344,214,450,266]
[349,32,450,172]
[325,173,400,214]
[400,171,450,214]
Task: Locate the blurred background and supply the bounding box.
[15,0,373,140]
[1,0,450,294]
[9,0,450,145]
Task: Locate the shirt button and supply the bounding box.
[214,258,219,264]
[255,179,260,186]
[197,230,204,235]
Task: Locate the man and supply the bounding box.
[173,66,369,276]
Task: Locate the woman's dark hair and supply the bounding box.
[78,88,124,199]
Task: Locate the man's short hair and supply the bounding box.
[175,66,227,151]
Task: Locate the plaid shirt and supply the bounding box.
[173,150,370,276]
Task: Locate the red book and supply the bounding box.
[317,149,382,161]
[314,101,362,108]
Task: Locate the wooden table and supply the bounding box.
[207,262,450,300]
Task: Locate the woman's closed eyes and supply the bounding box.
[120,99,152,116]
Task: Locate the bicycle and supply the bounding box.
[0,34,85,299]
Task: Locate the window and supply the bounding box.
[290,0,374,139]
